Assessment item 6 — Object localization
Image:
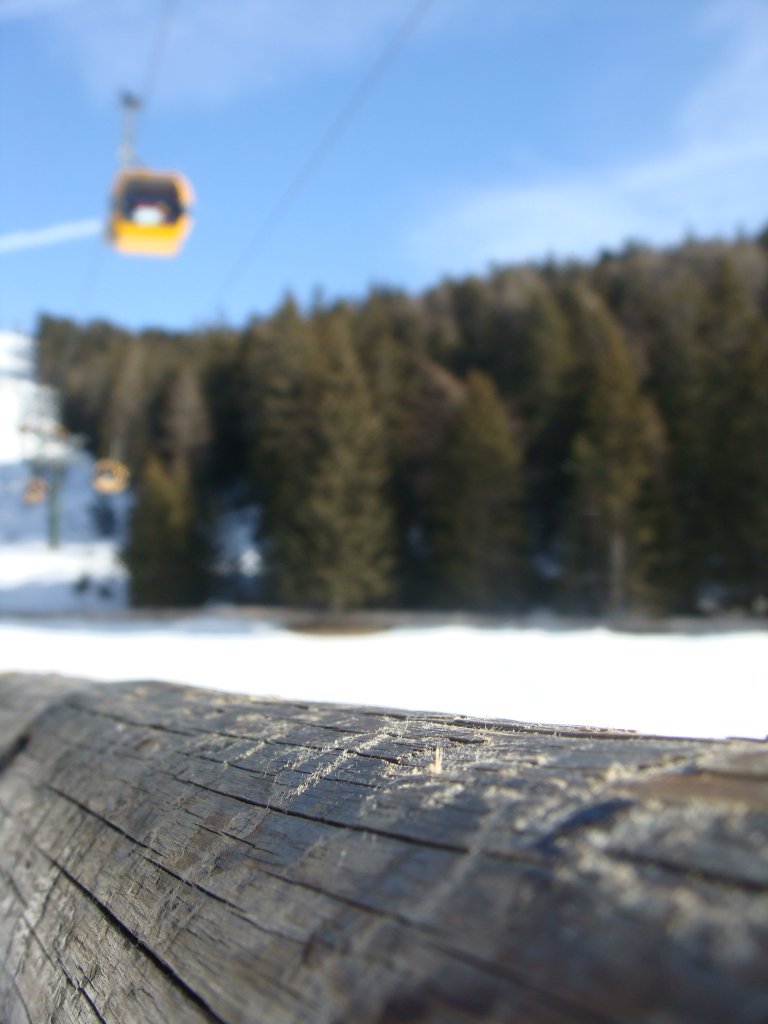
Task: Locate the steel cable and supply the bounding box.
[214,0,434,310]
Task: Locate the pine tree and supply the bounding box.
[160,364,212,479]
[200,328,246,489]
[511,284,573,433]
[354,293,421,465]
[427,370,525,608]
[639,260,710,609]
[122,456,215,607]
[247,297,317,504]
[564,319,660,614]
[268,315,394,611]
[695,256,768,606]
[100,339,149,468]
[509,284,576,573]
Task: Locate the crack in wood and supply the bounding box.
[0,864,28,913]
[42,783,323,953]
[175,774,470,854]
[0,956,34,1024]
[608,848,768,894]
[44,775,396,961]
[533,799,636,856]
[40,854,228,1024]
[9,879,105,1024]
[192,748,389,793]
[43,784,271,925]
[1,780,232,1023]
[0,733,29,774]
[66,702,199,740]
[56,959,109,1024]
[138,853,292,939]
[46,784,165,859]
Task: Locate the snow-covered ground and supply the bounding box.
[0,331,130,611]
[0,331,765,740]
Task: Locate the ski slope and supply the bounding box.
[0,331,130,612]
[0,331,765,740]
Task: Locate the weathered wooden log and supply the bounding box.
[0,673,766,1024]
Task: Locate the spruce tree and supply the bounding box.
[122,456,214,607]
[695,256,768,605]
[641,263,710,609]
[564,319,660,614]
[249,296,317,507]
[100,339,149,469]
[511,284,576,572]
[512,285,573,433]
[427,370,525,609]
[269,315,394,612]
[160,364,212,479]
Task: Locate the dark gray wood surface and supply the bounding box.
[0,672,766,1023]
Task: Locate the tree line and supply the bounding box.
[36,228,768,615]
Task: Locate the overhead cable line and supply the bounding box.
[120,0,179,159]
[140,0,179,106]
[215,0,435,308]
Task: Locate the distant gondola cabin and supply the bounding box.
[23,477,48,505]
[108,168,194,257]
[93,458,130,495]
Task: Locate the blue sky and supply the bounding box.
[0,0,766,333]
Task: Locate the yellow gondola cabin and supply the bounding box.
[23,477,48,505]
[93,458,130,495]
[107,168,194,257]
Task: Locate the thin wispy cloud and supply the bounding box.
[412,143,768,269]
[682,0,768,144]
[0,219,102,255]
[411,0,768,271]
[37,0,434,107]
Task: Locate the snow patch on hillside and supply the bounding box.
[0,331,130,611]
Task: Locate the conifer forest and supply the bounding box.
[36,230,768,615]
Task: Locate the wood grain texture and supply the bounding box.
[0,672,766,1023]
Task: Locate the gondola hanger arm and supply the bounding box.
[119,91,144,168]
